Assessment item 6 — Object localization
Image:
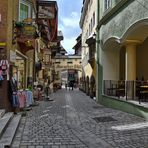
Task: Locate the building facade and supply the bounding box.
[0,0,37,111]
[80,0,97,98]
[0,0,59,111]
[97,0,148,118]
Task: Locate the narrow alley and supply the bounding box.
[12,88,148,148]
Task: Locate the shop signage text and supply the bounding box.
[56,64,81,69]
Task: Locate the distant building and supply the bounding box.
[52,54,82,85]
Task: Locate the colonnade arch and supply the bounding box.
[102,19,148,99]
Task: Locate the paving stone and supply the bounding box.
[19,146,27,148]
[28,146,35,148]
[12,89,148,148]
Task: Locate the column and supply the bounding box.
[125,40,141,80]
[125,40,141,99]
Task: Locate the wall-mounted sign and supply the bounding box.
[56,64,81,69]
[0,42,6,46]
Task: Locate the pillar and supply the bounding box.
[125,40,141,99]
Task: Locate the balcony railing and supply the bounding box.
[103,80,148,104]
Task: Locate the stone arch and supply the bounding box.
[121,18,148,43]
[102,36,121,51]
[82,76,86,92]
[101,37,121,81]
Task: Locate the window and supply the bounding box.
[104,0,111,10]
[19,0,31,21]
[89,24,91,35]
[55,62,60,64]
[67,61,73,64]
[93,12,95,27]
[91,18,93,32]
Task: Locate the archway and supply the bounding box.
[90,75,96,98]
[86,76,89,95]
[102,19,148,100]
[102,37,121,81]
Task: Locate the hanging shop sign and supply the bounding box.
[10,50,16,62]
[37,1,57,19]
[22,25,36,37]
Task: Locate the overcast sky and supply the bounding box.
[57,0,83,54]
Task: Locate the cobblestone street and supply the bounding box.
[12,88,148,148]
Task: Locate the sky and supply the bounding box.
[57,0,83,54]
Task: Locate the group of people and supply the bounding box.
[65,81,75,90]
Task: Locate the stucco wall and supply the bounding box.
[103,49,120,80]
[137,37,148,80]
[100,0,148,44]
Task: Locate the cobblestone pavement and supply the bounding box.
[12,89,148,148]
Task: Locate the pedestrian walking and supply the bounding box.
[71,81,74,90]
[65,83,68,90]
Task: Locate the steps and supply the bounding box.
[0,109,21,148]
[0,110,5,118]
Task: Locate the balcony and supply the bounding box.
[86,36,96,68]
[88,49,95,64]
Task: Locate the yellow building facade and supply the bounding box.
[79,0,97,98]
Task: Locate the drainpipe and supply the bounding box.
[96,0,102,102]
